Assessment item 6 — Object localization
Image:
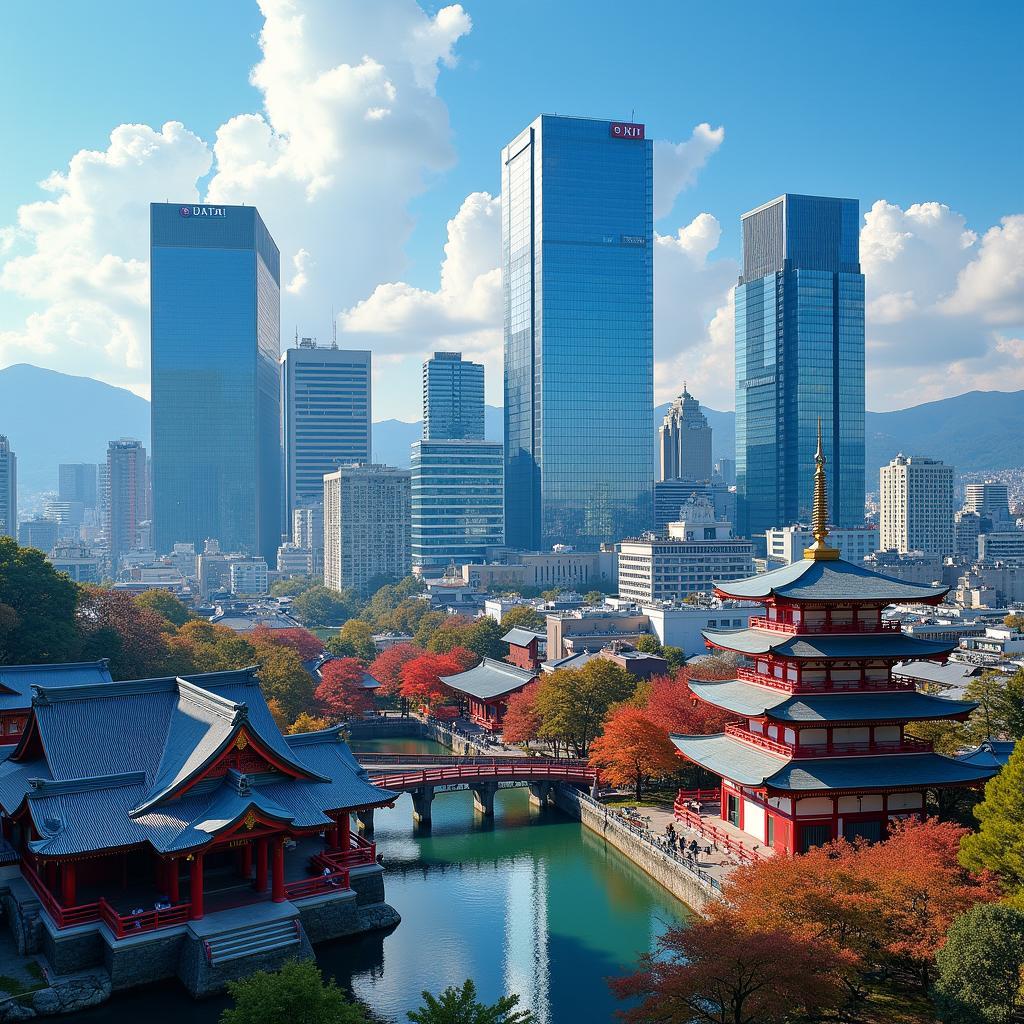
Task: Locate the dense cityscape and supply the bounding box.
[1,4,1023,1024]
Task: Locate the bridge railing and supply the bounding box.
[372,762,596,789]
[361,753,590,770]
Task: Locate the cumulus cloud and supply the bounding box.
[653,123,725,220]
[0,0,471,396]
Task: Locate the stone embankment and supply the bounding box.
[0,970,110,1022]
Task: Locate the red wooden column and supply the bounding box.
[61,862,77,907]
[271,837,286,903]
[338,811,351,853]
[256,839,268,892]
[242,842,253,879]
[45,861,57,891]
[189,854,204,920]
[168,859,180,904]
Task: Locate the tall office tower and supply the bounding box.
[422,352,485,440]
[964,481,1012,526]
[411,440,505,572]
[292,501,325,579]
[323,465,411,595]
[281,338,371,522]
[58,463,98,509]
[735,194,865,537]
[150,202,281,561]
[879,455,955,556]
[106,438,147,566]
[658,385,712,482]
[0,436,15,539]
[502,114,654,549]
[715,458,736,486]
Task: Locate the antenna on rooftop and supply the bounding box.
[331,307,337,349]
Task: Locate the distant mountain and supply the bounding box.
[3,363,1021,494]
[0,364,150,493]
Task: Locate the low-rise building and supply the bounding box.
[546,609,652,660]
[863,550,943,586]
[765,524,878,565]
[959,626,1024,663]
[643,603,751,658]
[597,642,668,680]
[978,532,1024,562]
[440,658,537,732]
[229,558,269,596]
[502,628,547,671]
[462,548,617,591]
[48,541,103,584]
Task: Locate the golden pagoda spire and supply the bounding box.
[804,417,840,561]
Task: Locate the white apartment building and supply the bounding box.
[879,455,955,557]
[617,495,753,603]
[229,558,269,596]
[765,524,878,565]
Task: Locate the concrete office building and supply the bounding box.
[503,114,654,548]
[955,510,984,560]
[765,524,879,565]
[0,436,15,539]
[979,532,1024,562]
[879,455,955,557]
[422,352,485,441]
[17,517,58,553]
[715,458,736,486]
[281,339,371,523]
[58,464,98,509]
[150,202,280,560]
[617,495,754,603]
[964,481,1012,526]
[659,385,712,482]
[48,541,102,584]
[106,439,148,567]
[735,194,865,535]
[654,479,736,535]
[324,465,411,595]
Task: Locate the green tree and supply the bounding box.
[426,616,473,654]
[395,574,427,598]
[465,616,504,660]
[134,588,193,628]
[584,590,603,605]
[985,669,1024,741]
[221,959,367,1024]
[291,585,357,627]
[0,538,79,663]
[960,741,1024,891]
[633,634,662,655]
[413,610,447,648]
[661,645,685,673]
[534,660,635,757]
[251,639,316,724]
[498,606,544,632]
[362,583,399,626]
[270,576,315,598]
[539,588,562,603]
[407,979,535,1024]
[935,904,1024,1024]
[326,618,377,663]
[387,596,431,635]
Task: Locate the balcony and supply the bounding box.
[748,616,902,635]
[735,666,913,694]
[725,722,934,759]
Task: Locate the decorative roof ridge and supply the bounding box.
[479,657,538,677]
[32,675,178,704]
[183,666,262,687]
[0,659,111,674]
[176,678,248,724]
[284,724,347,747]
[28,771,146,798]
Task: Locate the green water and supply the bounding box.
[75,739,685,1023]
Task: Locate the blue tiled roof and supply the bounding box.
[671,733,997,791]
[440,658,535,699]
[688,678,978,722]
[703,627,954,661]
[4,669,397,857]
[957,740,1015,769]
[713,557,948,604]
[0,661,112,712]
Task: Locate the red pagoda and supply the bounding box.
[671,429,996,855]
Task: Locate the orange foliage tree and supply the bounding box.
[400,649,470,710]
[611,911,855,1024]
[502,682,541,746]
[369,643,421,696]
[589,705,681,799]
[315,657,375,721]
[644,670,736,736]
[249,625,325,661]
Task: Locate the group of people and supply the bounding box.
[664,822,712,865]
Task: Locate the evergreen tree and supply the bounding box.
[960,742,1024,891]
[221,960,367,1024]
[407,980,535,1024]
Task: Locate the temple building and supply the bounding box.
[440,658,537,732]
[0,666,399,997]
[671,427,997,854]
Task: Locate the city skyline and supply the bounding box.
[0,2,1021,420]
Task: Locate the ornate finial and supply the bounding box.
[804,418,839,561]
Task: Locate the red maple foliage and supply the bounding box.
[612,911,854,1024]
[400,651,466,708]
[501,682,541,745]
[249,625,325,661]
[589,705,681,799]
[368,643,421,697]
[314,657,375,720]
[644,671,736,736]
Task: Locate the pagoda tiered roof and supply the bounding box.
[712,558,948,604]
[0,667,397,858]
[440,657,536,700]
[687,677,978,723]
[0,661,112,711]
[702,627,955,661]
[670,733,997,792]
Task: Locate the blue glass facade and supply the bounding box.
[735,194,865,537]
[422,352,485,441]
[502,114,654,550]
[150,203,281,560]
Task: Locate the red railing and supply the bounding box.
[675,788,720,804]
[98,897,191,938]
[734,666,913,694]
[360,753,590,769]
[284,867,350,900]
[748,616,901,635]
[324,834,377,869]
[21,860,100,928]
[726,722,934,759]
[725,722,791,757]
[672,802,767,863]
[372,762,596,790]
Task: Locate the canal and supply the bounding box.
[74,738,686,1023]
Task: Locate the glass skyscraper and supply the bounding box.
[502,114,654,550]
[422,352,484,441]
[151,203,281,560]
[735,194,865,538]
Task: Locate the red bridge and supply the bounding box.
[355,754,595,826]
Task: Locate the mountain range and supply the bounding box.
[2,362,1021,494]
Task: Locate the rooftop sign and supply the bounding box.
[609,122,645,140]
[179,206,227,218]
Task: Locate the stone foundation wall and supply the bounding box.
[41,926,103,977]
[348,865,385,906]
[553,786,721,913]
[105,929,187,992]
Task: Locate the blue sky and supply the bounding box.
[1,1,1022,417]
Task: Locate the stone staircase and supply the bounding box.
[204,918,302,966]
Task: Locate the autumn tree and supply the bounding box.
[368,643,421,714]
[400,650,468,710]
[960,740,1024,892]
[315,657,374,720]
[426,615,474,654]
[502,682,541,746]
[168,620,255,673]
[134,589,193,628]
[249,633,316,723]
[287,712,331,735]
[327,619,377,663]
[611,913,854,1024]
[0,538,79,664]
[633,634,662,655]
[534,660,635,757]
[644,671,736,736]
[76,586,171,679]
[588,705,680,799]
[499,605,544,632]
[248,625,325,662]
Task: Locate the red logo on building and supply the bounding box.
[609,122,645,140]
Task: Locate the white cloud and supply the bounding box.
[653,123,725,220]
[942,215,1024,324]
